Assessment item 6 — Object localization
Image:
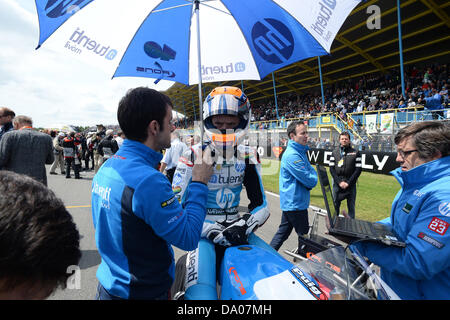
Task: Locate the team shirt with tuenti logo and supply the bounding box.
[173,145,252,220]
[353,156,450,299]
[173,144,267,224]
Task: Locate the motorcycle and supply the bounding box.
[171,242,400,300]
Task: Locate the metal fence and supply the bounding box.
[179,108,449,154]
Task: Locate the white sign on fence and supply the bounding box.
[380,113,394,134]
[365,114,378,134]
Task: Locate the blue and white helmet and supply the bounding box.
[203,86,251,153]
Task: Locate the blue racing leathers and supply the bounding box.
[279,140,318,211]
[172,144,272,299]
[353,156,450,299]
[173,144,269,239]
[91,139,208,299]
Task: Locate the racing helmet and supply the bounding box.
[203,86,251,153]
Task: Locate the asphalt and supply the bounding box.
[45,164,338,300]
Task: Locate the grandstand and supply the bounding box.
[166,0,449,153]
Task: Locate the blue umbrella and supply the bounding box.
[34,0,361,137]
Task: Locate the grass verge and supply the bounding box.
[260,159,400,222]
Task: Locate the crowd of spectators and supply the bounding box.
[0,115,125,182]
[174,63,448,129]
[251,63,448,123]
[306,135,394,152]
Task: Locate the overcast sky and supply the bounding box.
[0,0,174,129]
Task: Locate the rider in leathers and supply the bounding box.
[172,87,273,300]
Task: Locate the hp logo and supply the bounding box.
[216,188,235,209]
[234,163,245,173]
[251,18,294,64]
[173,173,183,186]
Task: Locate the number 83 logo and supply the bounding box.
[428,217,449,235]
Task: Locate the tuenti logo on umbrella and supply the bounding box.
[310,0,336,42]
[251,18,294,65]
[65,28,118,60]
[201,62,246,81]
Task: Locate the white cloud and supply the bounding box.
[0,0,174,128]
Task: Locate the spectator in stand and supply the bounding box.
[440,84,448,106]
[0,107,15,142]
[356,100,365,113]
[0,171,81,300]
[424,88,444,120]
[407,98,416,108]
[0,116,54,186]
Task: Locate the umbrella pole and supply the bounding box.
[318,56,325,105]
[182,97,187,128]
[194,0,204,144]
[272,72,280,120]
[396,0,405,99]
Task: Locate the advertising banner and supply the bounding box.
[380,113,394,134]
[256,145,399,175]
[365,114,378,134]
[306,148,399,175]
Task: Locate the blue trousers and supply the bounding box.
[269,209,309,251]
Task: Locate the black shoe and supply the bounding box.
[66,176,71,179]
[50,172,57,175]
[61,172,66,175]
[75,177,82,179]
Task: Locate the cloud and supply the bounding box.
[0,0,174,128]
